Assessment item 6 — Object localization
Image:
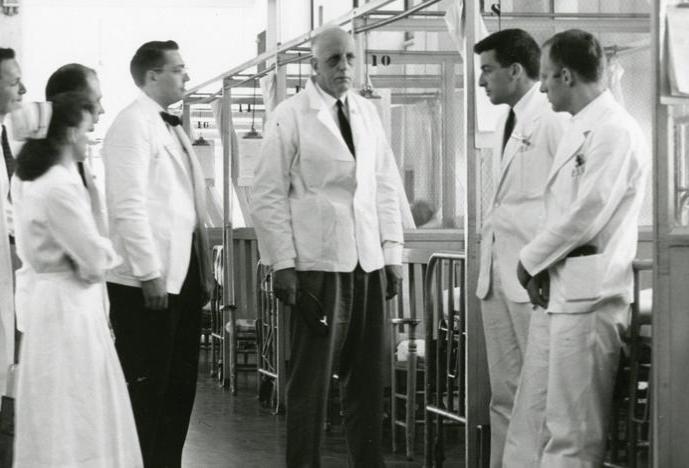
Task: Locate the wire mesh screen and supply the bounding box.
[367,22,464,228]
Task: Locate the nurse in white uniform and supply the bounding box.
[11,92,142,467]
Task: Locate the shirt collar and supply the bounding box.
[313,78,349,109]
[571,89,613,127]
[137,91,166,113]
[512,82,540,121]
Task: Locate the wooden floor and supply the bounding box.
[183,350,464,467]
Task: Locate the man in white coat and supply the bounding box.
[103,40,212,467]
[506,29,649,467]
[0,47,25,394]
[251,27,403,468]
[473,29,566,467]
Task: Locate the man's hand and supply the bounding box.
[385,265,403,300]
[526,271,550,309]
[273,268,298,306]
[516,260,531,289]
[141,277,168,310]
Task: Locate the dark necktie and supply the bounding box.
[2,124,15,180]
[502,108,516,155]
[76,162,88,188]
[160,111,182,127]
[336,100,355,158]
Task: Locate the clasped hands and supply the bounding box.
[272,265,403,306]
[516,260,549,309]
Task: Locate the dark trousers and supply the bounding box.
[286,266,386,468]
[108,254,203,468]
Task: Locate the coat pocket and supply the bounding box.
[561,253,604,302]
[290,196,333,262]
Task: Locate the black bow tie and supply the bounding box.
[160,111,182,127]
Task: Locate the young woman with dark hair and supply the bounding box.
[11,92,142,467]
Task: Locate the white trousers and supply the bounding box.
[481,254,532,468]
[503,300,628,468]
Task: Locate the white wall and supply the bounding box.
[0,10,21,53]
[19,0,265,141]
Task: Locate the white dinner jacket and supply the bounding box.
[520,91,649,313]
[476,84,567,302]
[251,78,403,273]
[103,93,212,294]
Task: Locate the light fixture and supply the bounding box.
[359,33,380,100]
[1,0,19,16]
[360,74,381,100]
[244,77,262,139]
[360,56,381,100]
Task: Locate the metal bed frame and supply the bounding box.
[423,252,486,467]
[256,262,287,414]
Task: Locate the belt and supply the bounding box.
[566,244,597,258]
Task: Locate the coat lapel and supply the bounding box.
[306,80,355,160]
[171,125,213,294]
[158,122,190,173]
[347,96,366,160]
[492,130,520,201]
[546,129,585,186]
[545,91,615,186]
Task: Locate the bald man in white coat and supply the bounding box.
[506,30,649,468]
[251,27,403,468]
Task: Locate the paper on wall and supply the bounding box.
[444,0,503,132]
[667,5,689,96]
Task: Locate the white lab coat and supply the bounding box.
[103,93,212,295]
[0,149,13,395]
[520,91,649,313]
[251,78,403,272]
[11,163,142,467]
[476,84,566,302]
[476,84,566,468]
[506,91,649,468]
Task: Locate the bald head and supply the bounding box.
[312,27,353,58]
[310,27,355,98]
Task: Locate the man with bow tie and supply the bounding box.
[103,40,212,467]
[251,26,404,468]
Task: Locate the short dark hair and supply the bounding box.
[16,92,94,181]
[543,29,605,83]
[45,63,96,101]
[473,29,540,80]
[130,40,179,87]
[0,48,16,73]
